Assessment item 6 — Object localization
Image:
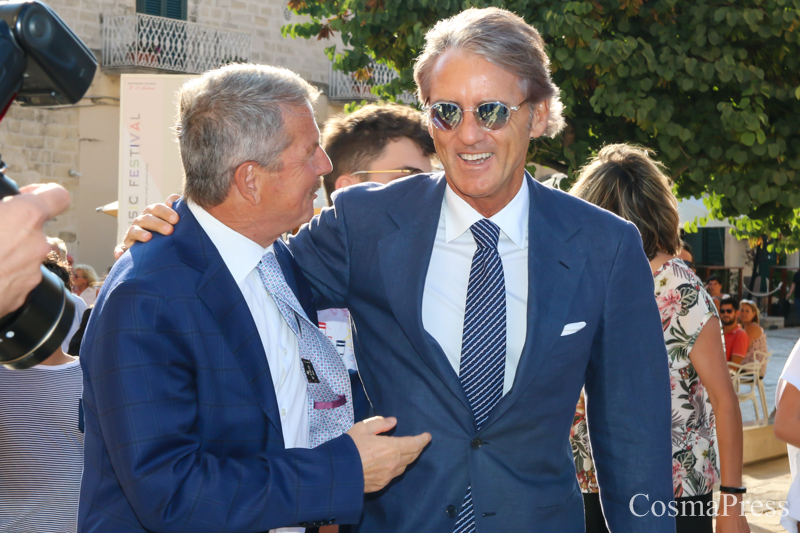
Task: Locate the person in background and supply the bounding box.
[721,296,749,364]
[739,299,768,377]
[569,144,748,533]
[321,103,436,204]
[0,253,84,533]
[706,274,730,299]
[787,269,800,323]
[47,236,68,262]
[72,263,100,307]
[46,237,89,354]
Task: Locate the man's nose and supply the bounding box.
[317,146,333,176]
[457,111,486,146]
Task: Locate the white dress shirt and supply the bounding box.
[421,178,529,395]
[188,202,308,533]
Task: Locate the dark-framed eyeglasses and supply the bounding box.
[719,308,735,314]
[427,100,527,132]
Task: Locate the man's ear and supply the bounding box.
[233,161,263,205]
[529,101,550,139]
[334,174,360,191]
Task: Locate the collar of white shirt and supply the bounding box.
[187,200,273,287]
[443,174,529,249]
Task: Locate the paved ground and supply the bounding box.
[734,456,794,532]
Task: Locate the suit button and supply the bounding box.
[446,505,457,518]
[471,438,483,449]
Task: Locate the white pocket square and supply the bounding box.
[561,322,586,336]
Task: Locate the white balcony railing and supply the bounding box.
[328,61,417,103]
[102,14,251,74]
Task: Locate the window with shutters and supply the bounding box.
[683,228,726,266]
[137,0,187,20]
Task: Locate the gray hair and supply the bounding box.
[413,7,565,138]
[177,63,321,208]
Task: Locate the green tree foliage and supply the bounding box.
[284,0,800,252]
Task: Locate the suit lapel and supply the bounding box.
[377,174,472,412]
[173,200,284,438]
[483,176,586,429]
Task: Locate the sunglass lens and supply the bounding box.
[477,102,511,130]
[432,103,462,131]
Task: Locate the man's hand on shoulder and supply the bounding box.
[346,416,431,493]
[114,194,181,260]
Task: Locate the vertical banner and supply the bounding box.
[118,74,196,243]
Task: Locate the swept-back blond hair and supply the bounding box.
[570,144,681,260]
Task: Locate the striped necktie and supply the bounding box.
[453,219,507,533]
[256,250,353,448]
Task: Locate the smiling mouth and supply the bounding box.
[458,152,493,164]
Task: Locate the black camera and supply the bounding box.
[0,0,97,369]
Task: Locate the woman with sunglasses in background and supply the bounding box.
[739,300,769,378]
[568,144,748,533]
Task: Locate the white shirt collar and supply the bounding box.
[443,175,529,248]
[187,200,272,286]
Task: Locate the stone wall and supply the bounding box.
[188,0,341,85]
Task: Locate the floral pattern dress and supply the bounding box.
[570,258,720,498]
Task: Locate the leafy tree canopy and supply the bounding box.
[284,0,800,252]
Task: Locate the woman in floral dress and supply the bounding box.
[569,144,748,533]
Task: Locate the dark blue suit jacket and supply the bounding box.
[289,173,675,532]
[78,199,363,532]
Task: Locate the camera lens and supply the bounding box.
[23,8,53,48]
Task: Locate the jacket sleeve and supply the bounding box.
[287,190,353,311]
[584,223,676,532]
[85,279,364,532]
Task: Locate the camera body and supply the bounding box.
[0,1,96,107]
[0,1,97,369]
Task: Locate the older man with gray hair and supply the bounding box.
[78,63,430,533]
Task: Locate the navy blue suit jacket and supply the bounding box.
[289,173,675,532]
[78,199,363,532]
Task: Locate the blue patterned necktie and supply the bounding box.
[256,250,353,448]
[454,219,507,533]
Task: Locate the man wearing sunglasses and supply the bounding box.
[119,7,674,532]
[720,296,749,364]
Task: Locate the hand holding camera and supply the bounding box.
[0,182,70,317]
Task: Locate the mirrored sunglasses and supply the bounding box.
[428,100,527,132]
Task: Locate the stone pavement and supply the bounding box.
[732,456,793,532]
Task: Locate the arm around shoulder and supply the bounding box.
[288,192,353,310]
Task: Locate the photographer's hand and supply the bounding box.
[114,194,180,260]
[0,183,70,316]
